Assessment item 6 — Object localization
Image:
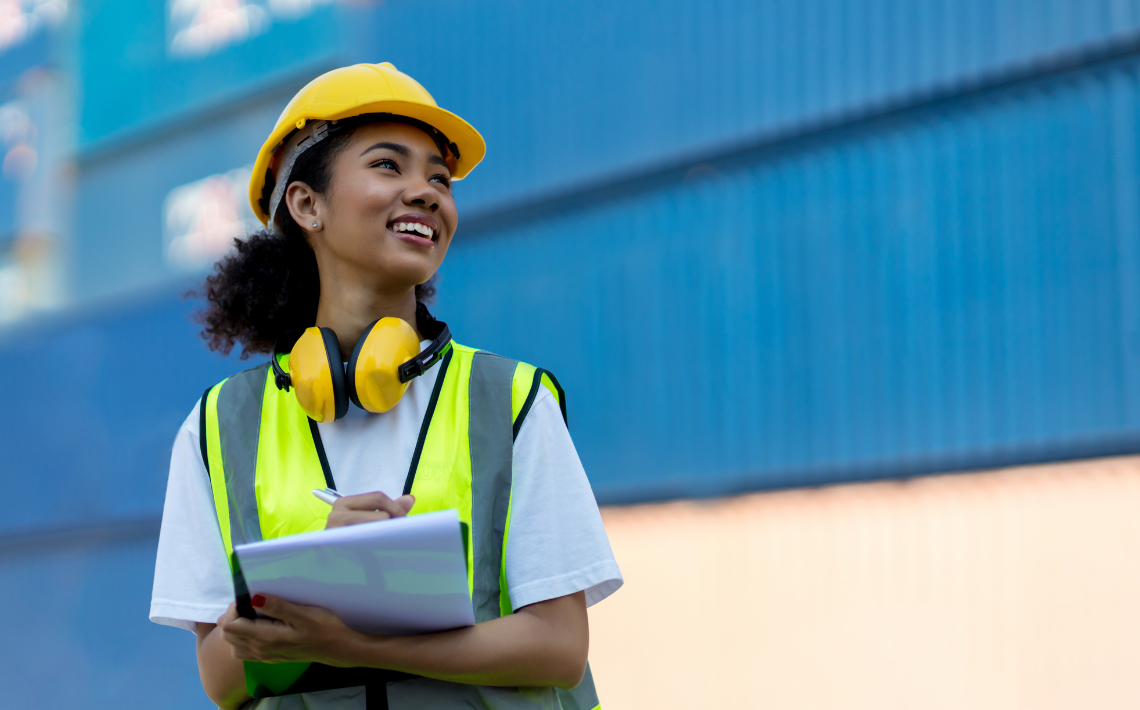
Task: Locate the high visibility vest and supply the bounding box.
[200,343,602,710]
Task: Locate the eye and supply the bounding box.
[430,173,452,188]
[371,158,399,172]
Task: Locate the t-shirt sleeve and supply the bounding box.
[149,400,237,631]
[504,387,624,611]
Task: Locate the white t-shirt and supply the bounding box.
[150,352,623,631]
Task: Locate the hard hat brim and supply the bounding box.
[249,100,486,225]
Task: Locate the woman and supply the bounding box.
[150,63,622,710]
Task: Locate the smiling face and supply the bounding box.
[286,121,458,299]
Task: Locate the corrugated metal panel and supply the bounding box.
[73,88,292,302]
[0,532,205,707]
[439,60,1140,501]
[20,5,1140,502]
[71,0,1140,313]
[77,0,340,147]
[590,456,1140,709]
[74,1,1140,211]
[0,291,233,537]
[364,0,1140,211]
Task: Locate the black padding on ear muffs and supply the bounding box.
[271,330,301,392]
[318,327,350,420]
[398,304,452,383]
[345,319,381,410]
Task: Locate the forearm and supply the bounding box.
[196,622,252,710]
[334,593,589,689]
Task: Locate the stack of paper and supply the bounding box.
[234,509,474,635]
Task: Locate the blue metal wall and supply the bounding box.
[444,61,1140,501]
[78,0,339,148]
[0,15,54,241]
[351,0,1140,209]
[4,0,1140,706]
[0,290,232,705]
[75,0,1140,298]
[74,89,298,300]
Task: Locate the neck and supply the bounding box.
[314,284,420,360]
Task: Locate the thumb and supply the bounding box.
[217,601,238,626]
[396,494,415,514]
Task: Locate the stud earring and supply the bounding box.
[311,221,319,228]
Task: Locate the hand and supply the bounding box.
[218,595,357,666]
[326,491,414,529]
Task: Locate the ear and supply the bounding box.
[284,181,323,232]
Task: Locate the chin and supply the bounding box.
[376,263,438,290]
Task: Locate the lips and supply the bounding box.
[388,213,439,242]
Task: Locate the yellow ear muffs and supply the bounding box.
[287,327,348,422]
[345,317,422,413]
[271,306,450,419]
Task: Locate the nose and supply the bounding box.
[404,177,439,212]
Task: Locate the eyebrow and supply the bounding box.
[360,141,451,170]
[360,141,409,157]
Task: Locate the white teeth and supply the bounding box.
[391,221,433,238]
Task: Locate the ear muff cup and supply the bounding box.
[288,327,349,422]
[346,317,422,413]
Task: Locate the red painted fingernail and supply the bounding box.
[251,594,266,608]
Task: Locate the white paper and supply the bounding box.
[234,510,475,635]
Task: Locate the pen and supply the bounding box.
[312,487,342,505]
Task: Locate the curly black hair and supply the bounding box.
[194,127,436,358]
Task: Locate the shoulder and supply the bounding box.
[204,360,274,394]
[450,343,567,434]
[168,398,203,450]
[198,360,273,410]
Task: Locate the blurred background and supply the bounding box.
[3,0,1140,707]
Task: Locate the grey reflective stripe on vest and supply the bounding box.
[468,353,601,710]
[468,352,517,623]
[217,364,271,547]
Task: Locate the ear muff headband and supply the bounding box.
[400,302,452,383]
[271,304,453,419]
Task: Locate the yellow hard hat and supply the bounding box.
[249,62,486,226]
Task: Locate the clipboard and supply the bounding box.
[232,509,474,635]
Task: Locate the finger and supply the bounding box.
[217,601,239,626]
[221,618,259,644]
[230,641,255,660]
[222,615,289,646]
[326,510,393,529]
[226,635,274,663]
[337,491,409,518]
[335,491,392,509]
[395,494,415,514]
[251,594,304,625]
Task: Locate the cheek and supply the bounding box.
[334,178,397,225]
[361,183,402,217]
[439,199,459,234]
